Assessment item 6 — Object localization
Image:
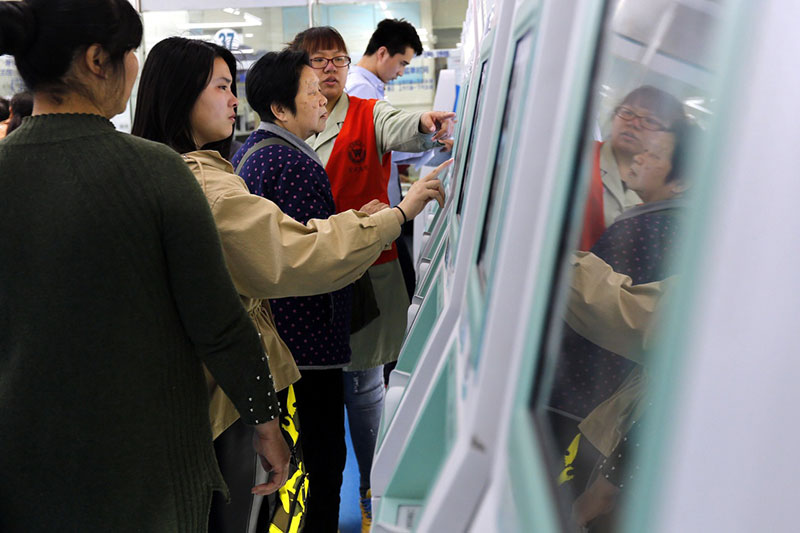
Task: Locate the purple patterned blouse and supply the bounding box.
[232,128,353,368]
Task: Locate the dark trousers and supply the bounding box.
[396,228,416,302]
[292,368,346,532]
[209,388,289,533]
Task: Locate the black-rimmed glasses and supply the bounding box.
[309,56,351,69]
[614,106,669,131]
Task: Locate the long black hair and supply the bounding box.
[132,37,238,156]
[0,98,9,122]
[0,0,142,102]
[6,92,34,135]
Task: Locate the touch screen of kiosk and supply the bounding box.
[448,81,473,194]
[476,31,533,288]
[455,60,489,219]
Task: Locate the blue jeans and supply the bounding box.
[343,367,385,496]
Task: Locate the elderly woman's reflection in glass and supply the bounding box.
[580,86,686,250]
[554,120,700,530]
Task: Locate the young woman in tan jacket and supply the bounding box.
[132,37,449,533]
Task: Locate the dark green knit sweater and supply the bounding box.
[0,114,279,532]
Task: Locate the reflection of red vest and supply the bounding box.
[579,141,605,251]
[325,96,396,265]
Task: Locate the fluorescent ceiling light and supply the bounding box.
[684,99,711,114]
[177,21,261,29]
[177,10,262,30]
[243,12,262,24]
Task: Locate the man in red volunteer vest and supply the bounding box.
[289,26,454,532]
[580,86,685,250]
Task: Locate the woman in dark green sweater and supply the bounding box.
[0,1,288,531]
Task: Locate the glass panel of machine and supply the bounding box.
[455,60,490,219]
[476,30,534,288]
[528,0,721,529]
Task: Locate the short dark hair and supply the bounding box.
[364,18,423,56]
[132,37,238,156]
[246,50,310,123]
[0,0,142,101]
[619,85,685,130]
[288,26,348,56]
[6,91,34,135]
[665,120,700,184]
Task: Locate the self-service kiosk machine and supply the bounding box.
[370,1,518,528]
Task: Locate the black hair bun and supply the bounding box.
[0,1,36,56]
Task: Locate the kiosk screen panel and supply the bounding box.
[455,60,490,219]
[476,30,534,288]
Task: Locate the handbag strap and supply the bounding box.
[234,135,295,175]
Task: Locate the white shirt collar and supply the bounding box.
[347,65,385,99]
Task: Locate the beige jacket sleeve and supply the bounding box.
[187,154,402,300]
[373,99,438,156]
[565,251,676,363]
[578,367,647,457]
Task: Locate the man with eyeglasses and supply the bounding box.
[347,18,431,209]
[580,85,686,250]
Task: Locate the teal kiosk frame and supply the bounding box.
[378,27,496,432]
[409,1,605,530]
[370,1,519,528]
[405,35,492,332]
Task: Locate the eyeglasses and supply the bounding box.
[614,106,669,131]
[309,56,351,69]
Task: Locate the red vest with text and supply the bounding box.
[579,141,606,251]
[325,96,397,265]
